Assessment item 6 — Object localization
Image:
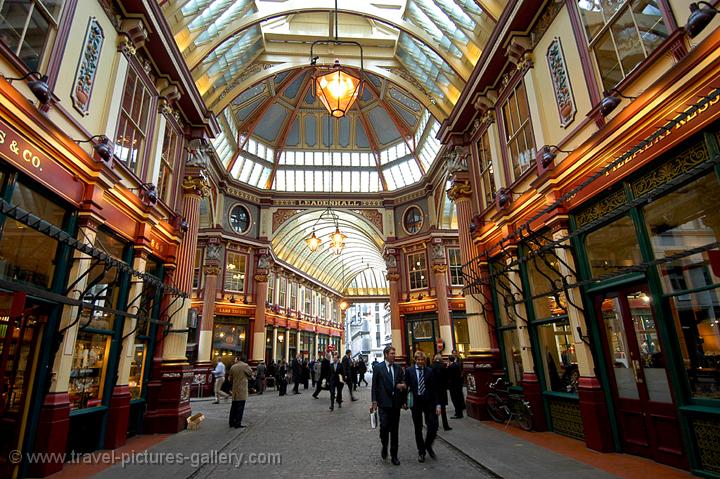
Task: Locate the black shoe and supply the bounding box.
[443,426,453,431]
[351,397,358,402]
[391,458,400,466]
[329,406,334,411]
[338,403,342,408]
[312,394,318,399]
[451,415,463,419]
[212,401,219,404]
[381,447,388,459]
[418,454,425,463]
[238,425,247,428]
[427,447,436,459]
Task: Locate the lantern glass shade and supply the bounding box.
[315,69,361,118]
[328,227,347,251]
[306,230,322,252]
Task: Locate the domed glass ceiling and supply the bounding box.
[164,0,499,192]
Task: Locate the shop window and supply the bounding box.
[304,288,312,315]
[114,67,154,176]
[320,296,327,319]
[525,247,567,321]
[69,332,110,410]
[408,252,428,290]
[477,129,496,209]
[644,172,720,399]
[276,328,286,360]
[502,328,523,385]
[0,0,64,71]
[229,204,251,234]
[0,180,67,289]
[584,215,642,277]
[500,79,535,183]
[128,342,146,400]
[213,318,248,362]
[224,252,246,292]
[453,316,470,355]
[537,322,579,393]
[448,247,463,286]
[578,0,668,92]
[289,282,297,310]
[157,122,180,206]
[403,206,423,234]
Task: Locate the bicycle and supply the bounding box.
[485,378,533,431]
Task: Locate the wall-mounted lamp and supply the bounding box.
[686,2,719,38]
[2,71,52,106]
[139,183,158,205]
[75,135,114,162]
[599,90,637,117]
[541,145,572,168]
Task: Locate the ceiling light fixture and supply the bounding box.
[305,208,347,255]
[310,0,364,118]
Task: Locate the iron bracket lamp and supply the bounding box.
[75,135,114,162]
[131,182,158,206]
[305,207,347,254]
[599,89,637,117]
[2,71,52,106]
[686,2,719,38]
[541,145,572,168]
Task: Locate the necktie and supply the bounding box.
[418,368,425,396]
[388,364,394,383]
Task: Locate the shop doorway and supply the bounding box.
[0,292,47,479]
[595,285,687,469]
[405,315,438,360]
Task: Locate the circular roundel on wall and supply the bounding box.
[403,205,423,234]
[229,204,251,234]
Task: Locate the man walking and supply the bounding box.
[228,355,254,428]
[212,357,230,404]
[312,353,330,398]
[358,356,368,387]
[328,352,344,410]
[342,350,358,401]
[405,351,440,462]
[431,354,451,431]
[370,346,406,465]
[291,353,303,394]
[448,355,465,418]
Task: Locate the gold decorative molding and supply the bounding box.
[574,189,626,228]
[386,273,401,282]
[204,264,220,276]
[182,173,210,197]
[272,209,303,232]
[447,180,472,201]
[352,208,383,233]
[255,273,268,283]
[432,264,448,274]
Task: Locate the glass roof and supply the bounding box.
[272,210,388,295]
[164,0,500,192]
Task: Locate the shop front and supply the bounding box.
[404,313,439,359]
[212,316,250,367]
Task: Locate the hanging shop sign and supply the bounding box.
[0,118,83,202]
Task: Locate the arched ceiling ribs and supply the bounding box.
[226,68,307,174]
[266,72,314,189]
[353,101,386,190]
[210,61,449,119]
[361,76,425,175]
[180,2,472,81]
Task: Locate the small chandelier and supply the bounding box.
[310,0,363,118]
[305,208,347,254]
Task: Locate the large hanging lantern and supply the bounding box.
[314,61,361,118]
[305,230,322,252]
[328,226,347,255]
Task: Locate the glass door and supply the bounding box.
[596,285,687,469]
[406,318,437,359]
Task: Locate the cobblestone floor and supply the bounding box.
[94,380,494,479]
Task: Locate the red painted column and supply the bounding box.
[193,259,219,397]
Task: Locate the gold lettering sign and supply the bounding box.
[274,199,383,207]
[0,119,44,172]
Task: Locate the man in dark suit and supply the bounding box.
[370,345,406,466]
[312,352,331,398]
[291,353,303,394]
[431,353,451,431]
[342,349,358,401]
[447,355,465,418]
[328,351,344,410]
[405,351,441,462]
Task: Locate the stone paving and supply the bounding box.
[92,374,621,479]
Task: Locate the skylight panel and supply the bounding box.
[314,171,323,191]
[285,170,295,192]
[248,162,263,186]
[351,171,361,192]
[239,158,255,183]
[380,149,389,164]
[342,171,351,191]
[230,156,244,178]
[275,170,286,190]
[258,168,270,188]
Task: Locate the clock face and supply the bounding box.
[230,205,250,234]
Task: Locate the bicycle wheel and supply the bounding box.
[486,393,509,423]
[516,405,533,431]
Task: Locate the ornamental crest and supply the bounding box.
[72,18,104,115]
[546,38,576,128]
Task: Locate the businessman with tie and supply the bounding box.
[404,350,441,462]
[370,345,406,465]
[328,352,344,410]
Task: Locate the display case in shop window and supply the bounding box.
[69,333,110,410]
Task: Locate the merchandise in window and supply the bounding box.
[578,0,668,91]
[128,343,146,400]
[213,319,248,361]
[69,332,109,410]
[114,67,153,175]
[0,0,64,70]
[501,80,535,183]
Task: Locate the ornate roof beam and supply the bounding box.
[354,101,388,190]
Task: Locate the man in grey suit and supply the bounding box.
[370,346,406,466]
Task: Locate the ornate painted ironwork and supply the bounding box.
[548,397,585,440]
[693,416,720,474]
[546,37,576,128]
[574,189,627,228]
[72,18,104,115]
[631,141,709,198]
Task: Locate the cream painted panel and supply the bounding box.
[53,7,121,135]
[670,0,720,46]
